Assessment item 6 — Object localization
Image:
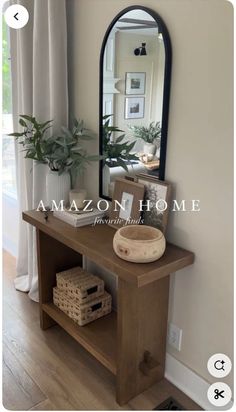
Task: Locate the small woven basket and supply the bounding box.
[53,287,112,326]
[56,266,104,303]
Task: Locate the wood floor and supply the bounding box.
[2,251,201,410]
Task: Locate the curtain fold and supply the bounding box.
[10,0,68,301]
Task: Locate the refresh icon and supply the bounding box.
[214,360,225,371]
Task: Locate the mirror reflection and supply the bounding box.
[101,9,167,199]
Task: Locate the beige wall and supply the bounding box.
[67,0,233,387]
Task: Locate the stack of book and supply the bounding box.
[53,208,106,227]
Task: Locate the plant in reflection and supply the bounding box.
[103,114,137,172]
[129,121,161,145]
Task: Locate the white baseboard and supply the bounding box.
[165,353,233,410]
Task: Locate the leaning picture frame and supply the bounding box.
[125,72,146,95]
[136,173,172,233]
[109,178,145,229]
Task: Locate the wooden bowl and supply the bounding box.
[113,225,166,263]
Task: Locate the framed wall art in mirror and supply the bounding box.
[99,6,172,200]
[125,72,146,95]
[125,97,145,120]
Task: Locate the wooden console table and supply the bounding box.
[23,210,194,405]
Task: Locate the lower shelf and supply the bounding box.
[42,302,117,374]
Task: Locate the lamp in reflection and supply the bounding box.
[134,43,147,56]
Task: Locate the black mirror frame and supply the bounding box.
[99,5,172,201]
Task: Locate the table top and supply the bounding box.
[23,210,194,287]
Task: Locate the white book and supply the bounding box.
[53,209,106,227]
[53,214,104,227]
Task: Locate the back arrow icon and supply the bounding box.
[14,12,19,20]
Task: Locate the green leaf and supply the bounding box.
[78,135,95,141]
[25,153,38,160]
[103,114,113,120]
[115,134,125,143]
[116,158,129,172]
[41,125,52,134]
[104,120,110,128]
[55,140,67,147]
[61,126,73,138]
[106,126,123,132]
[73,118,79,128]
[86,155,104,161]
[8,132,24,137]
[39,120,53,128]
[19,118,27,127]
[70,146,83,153]
[127,154,138,160]
[126,141,136,151]
[19,114,34,122]
[45,136,56,144]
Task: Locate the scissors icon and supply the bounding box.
[214,360,225,371]
[214,389,225,399]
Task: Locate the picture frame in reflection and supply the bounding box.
[125,72,146,95]
[125,97,145,119]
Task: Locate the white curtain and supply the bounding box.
[10,0,68,301]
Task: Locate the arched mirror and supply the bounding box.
[99,6,172,200]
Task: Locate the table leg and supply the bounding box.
[116,276,170,405]
[36,229,82,330]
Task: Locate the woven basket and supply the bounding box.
[53,287,112,326]
[56,266,104,303]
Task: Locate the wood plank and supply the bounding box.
[116,276,169,405]
[31,320,129,410]
[3,343,46,410]
[23,210,194,287]
[136,277,170,393]
[36,229,82,329]
[29,399,57,410]
[3,302,100,410]
[3,252,39,328]
[43,303,117,375]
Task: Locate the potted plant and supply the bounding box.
[103,114,137,172]
[129,121,161,155]
[10,115,102,206]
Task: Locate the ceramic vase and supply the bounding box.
[46,170,71,208]
[143,142,156,155]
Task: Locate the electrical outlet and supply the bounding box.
[168,323,182,351]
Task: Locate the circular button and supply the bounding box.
[207,353,232,378]
[207,382,232,407]
[4,5,29,29]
